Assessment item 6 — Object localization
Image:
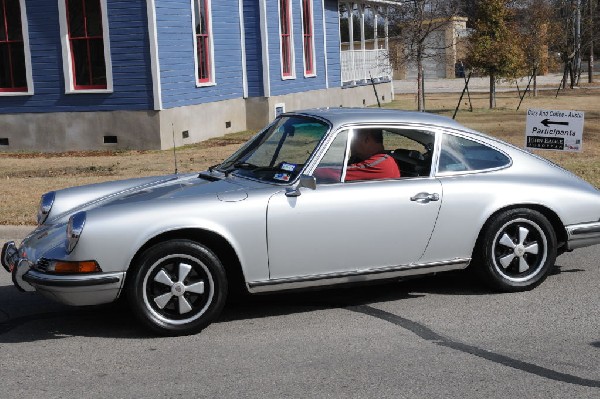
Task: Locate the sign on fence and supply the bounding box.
[525,109,585,152]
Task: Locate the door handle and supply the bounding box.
[410,192,440,203]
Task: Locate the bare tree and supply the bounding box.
[387,0,464,111]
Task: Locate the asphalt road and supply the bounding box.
[0,242,598,398]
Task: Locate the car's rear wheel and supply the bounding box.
[475,208,557,292]
[127,240,227,335]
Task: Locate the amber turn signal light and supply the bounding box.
[52,261,100,274]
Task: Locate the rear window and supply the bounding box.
[438,134,510,173]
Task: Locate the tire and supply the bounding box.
[475,208,557,292]
[127,240,228,335]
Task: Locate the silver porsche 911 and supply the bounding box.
[3,108,600,335]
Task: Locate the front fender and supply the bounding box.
[67,193,271,283]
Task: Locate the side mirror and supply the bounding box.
[285,174,316,197]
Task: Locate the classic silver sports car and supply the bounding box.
[3,108,600,335]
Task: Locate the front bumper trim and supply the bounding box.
[23,271,121,287]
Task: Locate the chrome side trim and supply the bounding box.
[566,221,600,250]
[247,258,470,293]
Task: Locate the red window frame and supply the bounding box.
[194,0,212,84]
[0,0,27,92]
[65,0,107,90]
[301,0,314,75]
[279,0,292,77]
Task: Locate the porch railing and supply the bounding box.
[341,49,392,85]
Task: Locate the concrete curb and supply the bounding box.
[0,225,35,243]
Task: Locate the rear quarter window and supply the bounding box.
[438,134,510,174]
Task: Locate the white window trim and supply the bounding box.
[58,0,113,94]
[191,0,216,87]
[278,0,295,80]
[300,0,316,78]
[0,0,34,96]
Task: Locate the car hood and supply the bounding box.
[46,172,250,225]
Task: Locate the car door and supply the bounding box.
[265,127,442,280]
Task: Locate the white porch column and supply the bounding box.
[345,2,355,84]
[359,3,366,81]
[374,6,379,50]
[359,3,365,51]
[346,2,354,51]
[384,6,389,51]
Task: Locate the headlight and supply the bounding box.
[66,211,86,254]
[37,191,56,225]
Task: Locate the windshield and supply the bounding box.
[218,115,330,183]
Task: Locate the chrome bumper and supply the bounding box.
[566,221,600,250]
[2,240,125,305]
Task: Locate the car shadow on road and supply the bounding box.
[0,270,491,342]
[2,264,580,342]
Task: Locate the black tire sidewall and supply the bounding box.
[477,208,557,292]
[127,240,228,335]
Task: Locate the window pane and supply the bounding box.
[195,0,207,35]
[0,2,5,41]
[197,35,209,80]
[5,0,23,41]
[0,43,10,87]
[9,42,26,87]
[279,0,288,35]
[314,131,348,184]
[438,135,510,173]
[85,0,103,37]
[71,39,90,86]
[67,0,85,38]
[89,38,106,85]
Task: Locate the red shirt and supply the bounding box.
[345,153,401,181]
[313,153,401,182]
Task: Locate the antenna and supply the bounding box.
[172,123,178,174]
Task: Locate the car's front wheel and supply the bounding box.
[127,240,227,335]
[475,208,557,292]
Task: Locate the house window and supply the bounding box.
[193,0,213,84]
[301,0,314,76]
[0,0,27,92]
[279,0,294,78]
[65,0,108,90]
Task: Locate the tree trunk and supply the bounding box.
[533,71,538,97]
[417,52,424,111]
[489,73,496,109]
[589,0,594,83]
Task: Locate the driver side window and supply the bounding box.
[313,127,435,183]
[313,130,349,184]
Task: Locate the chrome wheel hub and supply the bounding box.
[492,219,547,282]
[143,255,214,325]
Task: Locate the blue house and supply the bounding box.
[0,0,393,151]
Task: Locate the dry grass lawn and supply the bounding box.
[1,85,599,225]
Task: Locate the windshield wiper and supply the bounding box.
[208,163,221,172]
[233,162,261,170]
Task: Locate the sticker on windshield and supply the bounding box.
[281,163,296,172]
[273,173,291,182]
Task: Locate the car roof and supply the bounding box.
[288,107,468,131]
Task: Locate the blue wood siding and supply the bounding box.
[266,0,328,97]
[324,0,341,88]
[0,0,153,114]
[243,0,263,97]
[156,0,245,109]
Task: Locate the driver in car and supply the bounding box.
[344,129,400,181]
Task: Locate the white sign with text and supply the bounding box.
[525,109,585,152]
